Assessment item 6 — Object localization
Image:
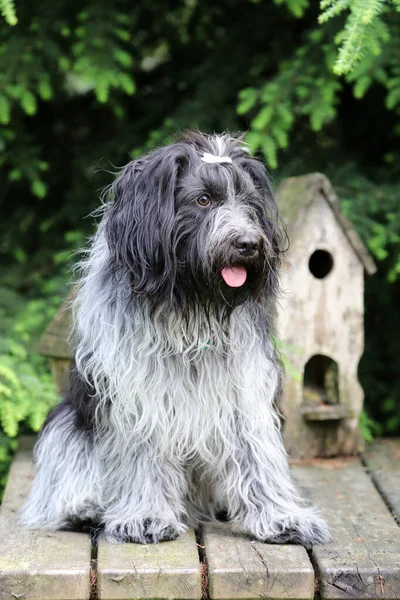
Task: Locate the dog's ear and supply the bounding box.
[239,156,284,238]
[105,143,189,298]
[238,155,274,200]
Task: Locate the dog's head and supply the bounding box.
[105,131,286,315]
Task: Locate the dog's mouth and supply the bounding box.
[220,265,248,288]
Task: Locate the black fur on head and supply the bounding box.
[105,131,286,317]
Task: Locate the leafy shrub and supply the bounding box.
[0,231,84,499]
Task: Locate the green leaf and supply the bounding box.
[14,248,26,263]
[0,0,17,25]
[9,168,21,181]
[353,75,372,98]
[31,179,47,199]
[38,80,53,101]
[0,95,10,124]
[251,105,273,130]
[95,80,109,103]
[319,0,350,24]
[59,56,70,71]
[244,131,263,152]
[274,0,309,18]
[114,28,130,42]
[261,137,278,168]
[21,91,37,116]
[237,88,258,115]
[118,74,136,95]
[113,49,133,67]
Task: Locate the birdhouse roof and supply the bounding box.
[276,173,376,275]
[37,292,74,359]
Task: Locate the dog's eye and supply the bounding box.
[198,194,211,207]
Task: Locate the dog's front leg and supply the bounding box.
[220,429,330,548]
[100,446,188,544]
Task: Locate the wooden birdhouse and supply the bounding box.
[276,173,376,458]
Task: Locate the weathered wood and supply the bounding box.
[293,457,400,599]
[203,524,314,600]
[277,174,376,275]
[276,175,370,458]
[0,438,91,600]
[3,440,400,600]
[37,296,73,359]
[50,357,71,394]
[37,291,74,391]
[97,528,202,600]
[302,404,347,422]
[363,438,400,523]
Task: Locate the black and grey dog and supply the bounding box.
[21,132,329,547]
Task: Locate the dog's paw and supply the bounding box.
[102,518,181,544]
[236,508,331,549]
[266,513,331,549]
[142,519,180,543]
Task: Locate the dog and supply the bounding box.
[21,132,329,547]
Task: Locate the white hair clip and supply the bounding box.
[201,152,232,164]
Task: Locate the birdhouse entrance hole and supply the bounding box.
[302,355,346,421]
[308,250,333,279]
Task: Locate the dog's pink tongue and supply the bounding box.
[220,266,247,287]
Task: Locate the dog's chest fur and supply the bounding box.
[94,306,277,463]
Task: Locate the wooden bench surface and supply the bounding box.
[294,457,400,599]
[0,438,399,600]
[0,438,91,600]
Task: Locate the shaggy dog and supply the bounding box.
[21,132,329,547]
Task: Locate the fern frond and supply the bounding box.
[333,0,388,74]
[319,0,350,23]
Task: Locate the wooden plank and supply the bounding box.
[0,438,91,600]
[302,404,347,422]
[363,438,400,522]
[97,528,201,599]
[293,457,400,599]
[203,524,314,600]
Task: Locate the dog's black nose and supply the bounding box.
[234,235,260,257]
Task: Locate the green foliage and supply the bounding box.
[239,29,341,167]
[0,287,60,490]
[338,172,400,281]
[359,409,382,441]
[69,8,136,103]
[0,230,84,496]
[319,0,389,75]
[237,2,400,167]
[273,0,310,18]
[0,4,136,203]
[0,299,58,438]
[0,0,17,26]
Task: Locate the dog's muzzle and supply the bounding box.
[220,235,262,288]
[233,235,260,258]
